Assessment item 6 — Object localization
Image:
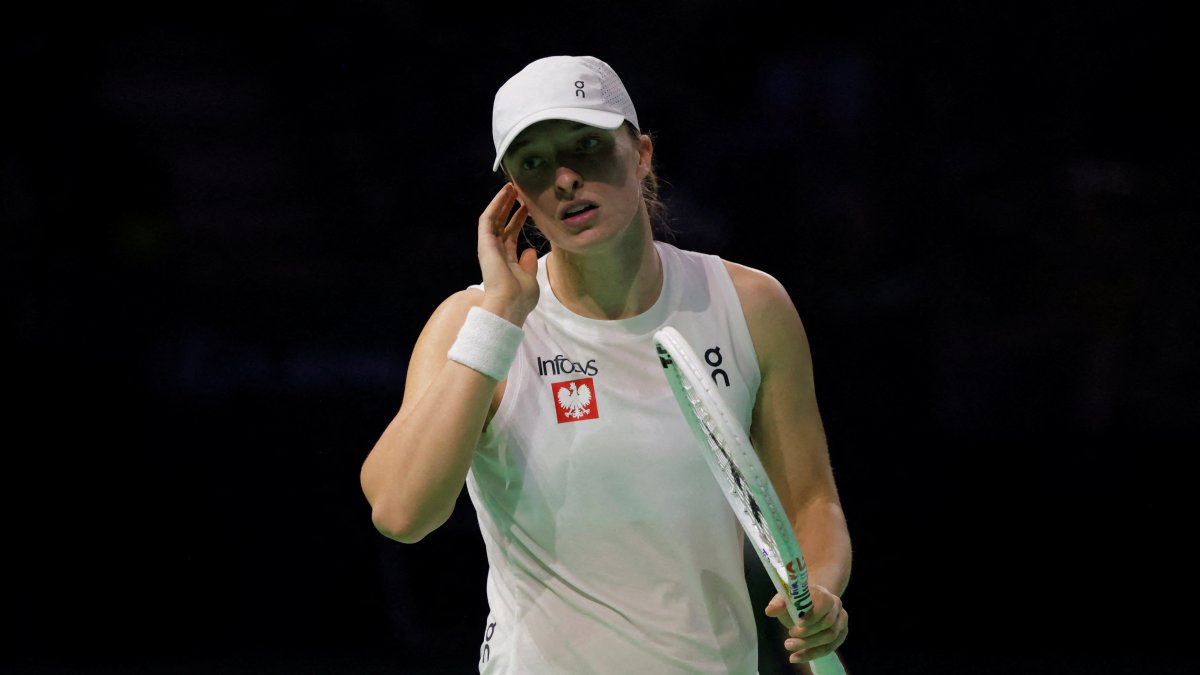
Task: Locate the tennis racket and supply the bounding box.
[654,326,846,675]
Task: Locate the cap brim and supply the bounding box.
[492,108,627,172]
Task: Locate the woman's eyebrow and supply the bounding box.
[507,122,592,156]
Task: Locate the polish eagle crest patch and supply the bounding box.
[551,377,599,423]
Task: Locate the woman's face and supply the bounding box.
[503,120,652,253]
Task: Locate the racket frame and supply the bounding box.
[654,326,846,675]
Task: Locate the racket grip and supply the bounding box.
[809,653,848,675]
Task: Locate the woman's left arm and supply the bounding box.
[726,261,851,664]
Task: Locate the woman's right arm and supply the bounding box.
[360,289,497,543]
[359,183,539,543]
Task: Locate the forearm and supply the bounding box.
[793,499,852,597]
[361,360,498,542]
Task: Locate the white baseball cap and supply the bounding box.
[491,55,640,172]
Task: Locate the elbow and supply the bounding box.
[374,521,428,545]
[369,500,448,545]
[360,458,454,544]
[362,464,423,543]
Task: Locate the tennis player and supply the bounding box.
[360,55,851,673]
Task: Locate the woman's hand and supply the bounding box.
[764,585,848,665]
[477,183,539,325]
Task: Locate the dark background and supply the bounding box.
[6,2,1197,673]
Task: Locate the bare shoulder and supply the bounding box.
[722,260,794,319]
[422,287,486,339]
[405,288,486,386]
[721,259,811,375]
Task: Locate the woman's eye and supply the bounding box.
[578,137,600,151]
[521,157,544,171]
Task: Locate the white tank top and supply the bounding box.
[466,241,763,674]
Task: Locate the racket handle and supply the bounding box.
[809,653,848,675]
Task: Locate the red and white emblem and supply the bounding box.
[551,377,599,423]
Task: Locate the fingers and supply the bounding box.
[480,183,528,253]
[764,593,783,614]
[517,247,538,277]
[763,593,794,628]
[788,607,834,639]
[501,203,529,259]
[480,183,518,235]
[502,203,527,237]
[479,184,522,267]
[784,607,848,664]
[787,586,842,638]
[780,586,848,664]
[782,605,849,662]
[473,183,539,324]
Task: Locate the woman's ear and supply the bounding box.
[637,134,654,179]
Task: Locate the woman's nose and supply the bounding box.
[554,164,583,197]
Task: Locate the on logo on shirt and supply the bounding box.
[551,377,599,423]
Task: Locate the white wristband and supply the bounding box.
[447,306,524,381]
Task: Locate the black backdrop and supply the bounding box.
[7,2,1197,673]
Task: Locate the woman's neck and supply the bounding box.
[547,218,662,320]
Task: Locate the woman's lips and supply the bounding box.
[562,205,599,228]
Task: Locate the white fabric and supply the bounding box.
[466,241,764,674]
[448,306,525,381]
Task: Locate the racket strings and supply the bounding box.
[659,333,833,663]
[680,379,789,573]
